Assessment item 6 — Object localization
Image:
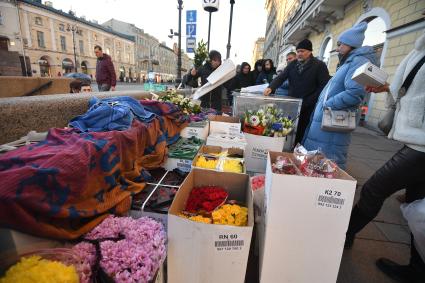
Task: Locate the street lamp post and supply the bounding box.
[177,0,183,83]
[226,0,235,59]
[67,24,78,72]
[203,0,219,52]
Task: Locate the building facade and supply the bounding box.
[271,0,424,128]
[3,0,136,79]
[103,18,193,82]
[251,37,265,67]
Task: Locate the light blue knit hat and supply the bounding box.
[338,22,368,48]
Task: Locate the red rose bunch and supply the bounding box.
[251,175,265,191]
[185,186,228,213]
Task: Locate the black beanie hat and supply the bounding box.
[296,39,313,51]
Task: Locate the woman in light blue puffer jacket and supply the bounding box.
[302,22,377,169]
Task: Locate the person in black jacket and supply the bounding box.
[186,50,223,112]
[232,62,254,89]
[251,59,264,85]
[264,39,330,146]
[256,59,277,85]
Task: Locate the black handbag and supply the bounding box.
[378,55,425,135]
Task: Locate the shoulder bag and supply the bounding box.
[321,83,357,133]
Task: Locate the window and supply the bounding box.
[37,31,45,48]
[60,36,66,51]
[0,11,3,25]
[35,16,43,26]
[79,40,84,54]
[320,37,333,66]
[59,24,65,31]
[116,50,121,61]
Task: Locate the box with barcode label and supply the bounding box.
[208,115,241,135]
[167,169,253,283]
[259,151,356,283]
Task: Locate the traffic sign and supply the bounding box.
[186,10,197,23]
[186,24,196,37]
[186,37,196,53]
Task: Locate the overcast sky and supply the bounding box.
[50,0,267,65]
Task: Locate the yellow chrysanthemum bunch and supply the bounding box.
[1,255,79,283]
[212,204,248,226]
[179,213,212,224]
[195,155,218,169]
[222,159,243,173]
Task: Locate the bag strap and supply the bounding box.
[401,55,425,93]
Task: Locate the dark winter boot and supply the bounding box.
[345,205,373,249]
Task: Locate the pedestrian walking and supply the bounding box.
[255,59,276,85]
[186,50,225,112]
[264,39,330,145]
[94,45,116,91]
[302,22,377,169]
[345,26,425,283]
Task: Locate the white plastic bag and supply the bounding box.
[401,198,425,262]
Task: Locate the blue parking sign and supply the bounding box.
[186,24,196,37]
[186,10,197,23]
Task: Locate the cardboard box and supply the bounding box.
[192,145,246,174]
[244,133,285,173]
[208,115,241,135]
[206,132,247,150]
[168,169,254,283]
[259,152,357,283]
[352,62,388,87]
[180,120,210,140]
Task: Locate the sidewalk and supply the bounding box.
[338,126,408,283]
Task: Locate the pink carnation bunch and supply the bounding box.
[72,216,166,283]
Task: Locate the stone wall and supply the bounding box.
[0,90,152,144]
[0,76,73,97]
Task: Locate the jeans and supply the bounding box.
[98,83,111,92]
[348,146,425,270]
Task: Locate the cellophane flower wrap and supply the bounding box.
[72,216,166,283]
[243,104,293,137]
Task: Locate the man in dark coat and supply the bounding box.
[186,50,224,112]
[264,39,330,146]
[94,45,117,91]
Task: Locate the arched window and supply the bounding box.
[320,37,333,66]
[361,17,386,67]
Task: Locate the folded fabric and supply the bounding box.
[69,96,156,132]
[0,101,188,239]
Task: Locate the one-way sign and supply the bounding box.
[186,37,196,53]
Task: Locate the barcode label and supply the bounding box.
[215,240,244,248]
[318,195,345,205]
[317,189,346,210]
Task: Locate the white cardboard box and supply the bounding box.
[208,115,241,135]
[206,132,247,150]
[259,152,357,283]
[180,121,210,140]
[244,133,285,173]
[352,62,388,87]
[168,169,254,283]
